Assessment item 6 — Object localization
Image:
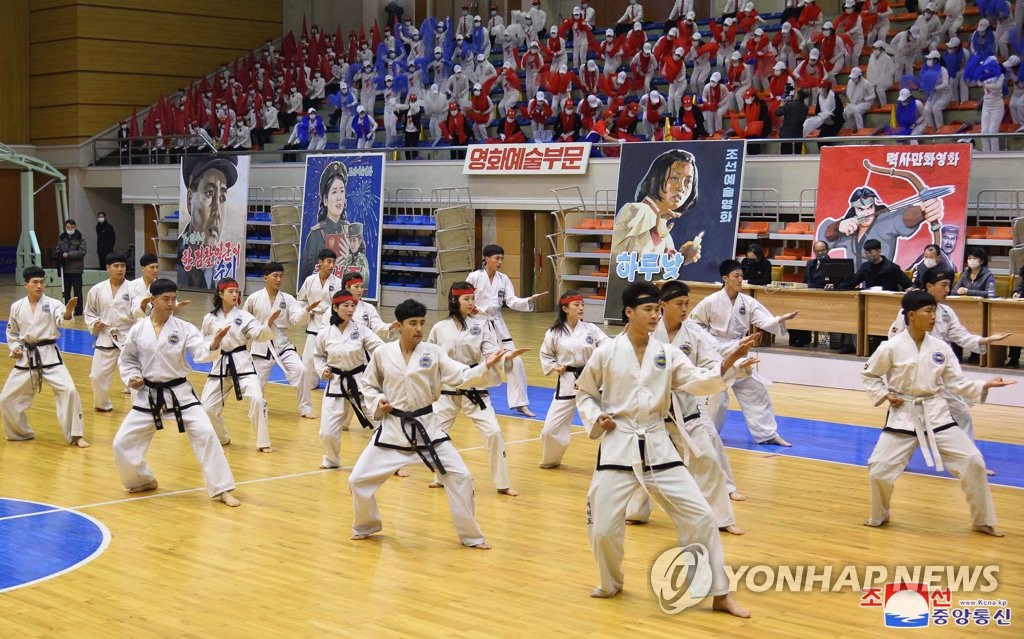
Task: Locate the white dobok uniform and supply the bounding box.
[297,273,343,394]
[889,303,987,441]
[1,295,85,443]
[313,320,384,468]
[576,333,735,597]
[625,319,740,527]
[427,315,513,490]
[466,268,535,409]
[200,307,275,449]
[349,341,491,546]
[861,330,996,528]
[689,288,788,443]
[113,316,235,498]
[353,299,393,338]
[538,320,610,466]
[84,279,138,410]
[243,287,313,416]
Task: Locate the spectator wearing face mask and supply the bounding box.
[955,248,996,298]
[56,219,87,315]
[910,243,955,289]
[96,212,116,268]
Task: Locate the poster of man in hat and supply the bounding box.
[177,154,251,289]
[299,153,385,299]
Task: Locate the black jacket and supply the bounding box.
[56,231,87,275]
[741,257,772,285]
[96,220,116,255]
[775,97,808,138]
[846,256,912,291]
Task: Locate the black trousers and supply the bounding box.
[63,273,83,314]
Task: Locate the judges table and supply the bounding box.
[863,291,990,360]
[985,298,1024,368]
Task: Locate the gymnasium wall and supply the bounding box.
[27,0,283,145]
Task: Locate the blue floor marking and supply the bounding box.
[3,321,1022,488]
[0,498,111,593]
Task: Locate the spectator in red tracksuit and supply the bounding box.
[440,101,473,159]
[554,99,582,141]
[487,109,527,143]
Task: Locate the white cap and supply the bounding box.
[550,25,558,34]
[573,6,581,15]
[633,21,642,31]
[686,10,695,19]
[473,82,482,90]
[503,60,513,68]
[849,66,863,78]
[823,21,833,30]
[925,2,936,11]
[530,39,540,47]
[587,59,598,70]
[435,46,443,53]
[731,51,742,60]
[536,91,546,101]
[453,64,462,72]
[642,42,652,53]
[724,17,735,25]
[340,82,348,91]
[587,94,600,106]
[947,37,960,48]
[926,50,941,59]
[477,53,485,61]
[908,26,920,37]
[782,22,792,32]
[617,70,627,82]
[809,48,820,59]
[754,28,764,37]
[744,2,754,10]
[978,18,990,29]
[669,27,679,37]
[385,74,393,82]
[710,71,721,83]
[357,104,366,112]
[844,0,855,7]
[456,33,464,40]
[307,107,316,114]
[559,63,568,73]
[898,88,911,101]
[674,47,685,57]
[692,31,702,40]
[773,61,786,70]
[605,28,614,36]
[872,40,885,48]
[1004,55,1021,67]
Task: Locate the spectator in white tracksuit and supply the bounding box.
[921,50,952,131]
[1005,56,1024,130]
[803,84,836,136]
[979,67,1006,152]
[867,40,897,106]
[842,67,876,130]
[941,0,965,41]
[890,26,924,80]
[912,4,943,51]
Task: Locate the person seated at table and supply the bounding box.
[843,238,911,354]
[955,248,996,299]
[1007,264,1023,368]
[910,243,956,290]
[741,242,772,285]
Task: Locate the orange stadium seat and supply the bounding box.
[739,221,770,234]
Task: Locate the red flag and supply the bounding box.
[348,31,357,64]
[335,25,343,51]
[371,19,382,51]
[282,30,297,60]
[302,15,308,40]
[359,25,366,45]
[129,106,140,137]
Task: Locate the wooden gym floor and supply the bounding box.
[0,281,1021,638]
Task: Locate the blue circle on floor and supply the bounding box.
[0,498,110,592]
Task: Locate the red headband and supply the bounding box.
[450,287,476,296]
[345,276,364,286]
[559,294,584,305]
[332,291,355,304]
[217,281,238,292]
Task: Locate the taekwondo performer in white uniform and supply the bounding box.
[862,290,1012,536]
[200,278,278,452]
[342,271,393,338]
[466,244,547,416]
[1,266,88,447]
[112,278,240,506]
[887,268,1010,444]
[689,259,797,447]
[348,299,527,547]
[623,281,745,532]
[538,290,610,469]
[313,288,384,469]
[84,252,137,412]
[575,281,753,616]
[297,248,343,416]
[243,262,320,419]
[127,253,160,302]
[427,281,521,495]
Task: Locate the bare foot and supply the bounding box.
[300,414,318,420]
[258,447,273,453]
[471,542,492,549]
[351,533,371,540]
[538,462,561,469]
[864,517,890,527]
[514,406,535,417]
[760,435,791,447]
[394,469,410,477]
[590,586,622,598]
[712,594,751,618]
[986,468,996,476]
[498,488,519,496]
[730,491,747,502]
[972,524,1005,537]
[625,519,647,526]
[221,439,231,447]
[427,480,444,488]
[217,491,241,507]
[129,479,159,493]
[72,436,90,448]
[721,525,745,535]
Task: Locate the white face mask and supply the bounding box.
[923,257,938,268]
[744,97,754,105]
[967,258,981,269]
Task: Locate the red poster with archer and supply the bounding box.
[813,144,971,273]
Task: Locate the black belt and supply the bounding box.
[328,363,373,429]
[441,388,489,411]
[18,339,59,393]
[211,345,253,403]
[554,365,584,400]
[140,377,189,432]
[392,406,446,475]
[665,412,701,424]
[252,339,297,360]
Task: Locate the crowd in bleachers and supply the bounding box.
[116,0,1024,163]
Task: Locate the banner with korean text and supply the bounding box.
[813,144,971,273]
[604,140,746,320]
[462,142,591,174]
